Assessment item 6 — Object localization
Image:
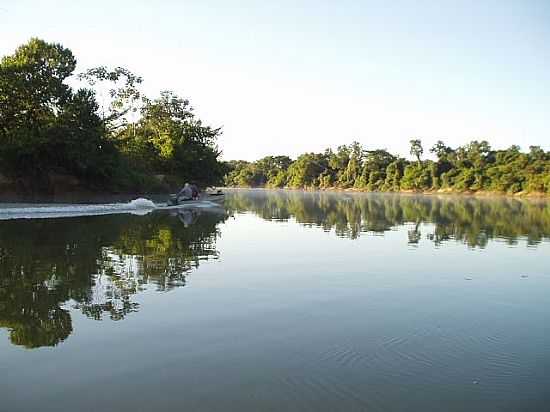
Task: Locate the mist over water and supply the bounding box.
[1,190,549,411]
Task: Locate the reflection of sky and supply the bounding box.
[90,251,143,307]
[213,214,550,289]
[75,247,194,319]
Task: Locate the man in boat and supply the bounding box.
[176,183,193,202]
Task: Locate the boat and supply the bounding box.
[167,190,225,206]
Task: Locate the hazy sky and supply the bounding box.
[1,0,549,160]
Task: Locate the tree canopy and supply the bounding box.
[0,38,225,194]
[225,139,550,195]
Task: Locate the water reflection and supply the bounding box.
[0,209,226,348]
[2,191,549,349]
[225,189,550,247]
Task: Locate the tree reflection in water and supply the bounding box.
[225,189,550,247]
[0,209,226,348]
[2,190,549,349]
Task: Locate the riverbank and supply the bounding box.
[0,172,180,202]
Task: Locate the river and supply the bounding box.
[1,189,549,411]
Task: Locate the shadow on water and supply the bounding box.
[0,209,227,349]
[225,189,550,247]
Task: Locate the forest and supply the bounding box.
[3,39,548,197]
[0,38,226,194]
[224,139,550,195]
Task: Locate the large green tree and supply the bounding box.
[0,39,226,192]
[120,90,224,186]
[0,39,76,173]
[0,38,118,184]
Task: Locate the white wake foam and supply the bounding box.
[0,197,225,220]
[0,197,158,220]
[128,198,157,209]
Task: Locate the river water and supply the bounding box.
[1,189,549,411]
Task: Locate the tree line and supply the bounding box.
[0,38,226,193]
[224,139,550,195]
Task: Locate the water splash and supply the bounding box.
[0,198,158,220]
[128,198,157,210]
[0,197,225,220]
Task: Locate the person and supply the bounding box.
[177,183,193,202]
[190,183,200,200]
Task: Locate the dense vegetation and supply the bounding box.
[0,39,225,194]
[225,140,550,195]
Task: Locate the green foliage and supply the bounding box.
[269,169,288,188]
[409,139,424,163]
[0,38,77,176]
[77,65,143,131]
[401,162,433,190]
[119,90,224,187]
[224,139,550,196]
[223,156,292,188]
[0,39,224,193]
[356,150,396,190]
[286,153,329,188]
[382,159,406,191]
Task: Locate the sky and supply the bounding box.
[1,0,549,160]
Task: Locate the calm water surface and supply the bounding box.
[1,190,549,411]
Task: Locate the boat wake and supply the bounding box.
[0,198,223,220]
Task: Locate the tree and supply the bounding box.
[256,155,292,186]
[430,140,452,162]
[409,139,424,163]
[401,162,432,190]
[224,160,252,186]
[340,151,361,188]
[0,39,227,192]
[356,149,395,190]
[126,90,224,186]
[286,153,329,188]
[223,139,550,196]
[0,38,77,175]
[77,66,143,131]
[528,145,546,161]
[52,88,118,180]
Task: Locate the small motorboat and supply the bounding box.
[167,190,225,206]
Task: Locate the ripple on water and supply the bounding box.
[277,374,381,412]
[310,320,534,401]
[318,344,374,368]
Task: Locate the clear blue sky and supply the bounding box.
[1,0,549,160]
